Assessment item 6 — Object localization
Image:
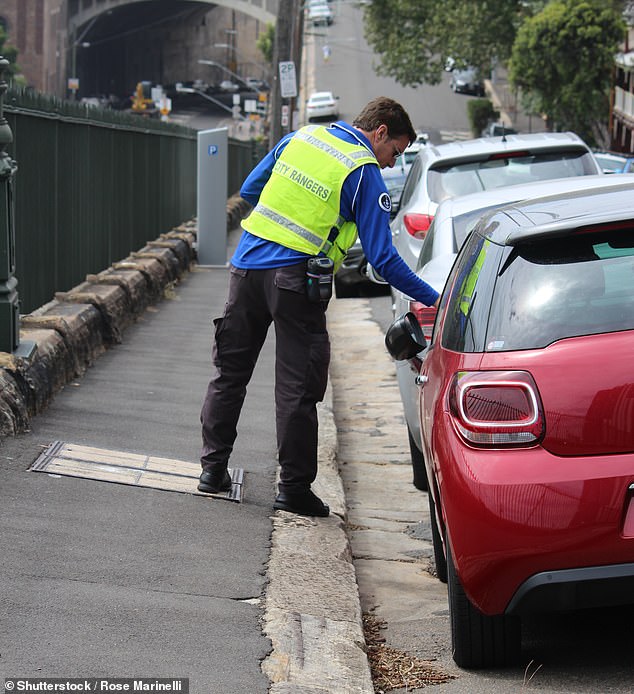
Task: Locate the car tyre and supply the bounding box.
[427,490,447,583]
[408,426,428,491]
[447,546,521,668]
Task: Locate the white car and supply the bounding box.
[306,91,339,121]
[244,77,269,92]
[401,136,427,167]
[219,80,239,92]
[307,2,334,25]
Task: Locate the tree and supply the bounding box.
[362,0,527,87]
[508,0,626,146]
[362,0,444,86]
[256,22,275,65]
[0,26,20,81]
[467,98,499,138]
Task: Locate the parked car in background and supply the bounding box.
[306,91,339,121]
[593,150,634,173]
[80,95,112,109]
[391,132,603,281]
[382,157,410,212]
[334,160,409,298]
[334,131,427,298]
[401,132,429,166]
[219,80,239,92]
[390,174,634,491]
[384,181,634,669]
[245,77,270,92]
[449,66,485,96]
[307,1,334,25]
[333,240,367,298]
[386,131,428,203]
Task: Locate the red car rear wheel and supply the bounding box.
[447,545,521,668]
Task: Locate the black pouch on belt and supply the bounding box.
[306,257,334,303]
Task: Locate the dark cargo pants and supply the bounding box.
[200,262,330,494]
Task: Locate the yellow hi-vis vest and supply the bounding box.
[242,124,378,270]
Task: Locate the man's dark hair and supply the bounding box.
[352,97,417,145]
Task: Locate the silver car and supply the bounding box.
[449,66,485,96]
[391,132,603,279]
[391,173,634,491]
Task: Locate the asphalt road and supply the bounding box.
[304,2,472,142]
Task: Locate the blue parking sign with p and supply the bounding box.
[208,144,219,156]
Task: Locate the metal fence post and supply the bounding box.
[0,56,20,354]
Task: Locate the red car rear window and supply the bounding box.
[486,229,634,351]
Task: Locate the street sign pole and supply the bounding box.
[278,61,297,135]
[278,61,298,100]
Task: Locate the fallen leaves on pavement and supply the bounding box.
[362,613,456,692]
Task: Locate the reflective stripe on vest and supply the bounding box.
[295,126,376,168]
[250,204,346,255]
[242,125,377,263]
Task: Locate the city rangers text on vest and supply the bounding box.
[273,160,332,201]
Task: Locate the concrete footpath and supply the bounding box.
[0,210,374,693]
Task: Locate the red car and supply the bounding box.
[385,182,634,668]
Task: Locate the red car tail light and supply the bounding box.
[408,300,437,340]
[403,213,433,239]
[448,371,545,447]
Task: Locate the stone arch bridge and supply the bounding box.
[70,0,278,31]
[66,0,279,102]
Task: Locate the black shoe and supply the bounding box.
[273,490,330,517]
[198,468,232,494]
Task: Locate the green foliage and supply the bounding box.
[257,23,275,66]
[362,0,524,87]
[362,0,444,86]
[0,26,21,82]
[467,99,499,137]
[436,0,522,71]
[508,0,626,146]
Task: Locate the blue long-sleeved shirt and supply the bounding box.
[232,121,439,306]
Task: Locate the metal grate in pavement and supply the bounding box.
[29,440,243,502]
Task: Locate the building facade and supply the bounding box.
[611,2,634,153]
[0,0,65,94]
